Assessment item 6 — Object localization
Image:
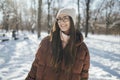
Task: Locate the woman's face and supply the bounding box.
[57,14,70,32]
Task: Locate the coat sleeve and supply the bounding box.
[81,43,90,80]
[25,38,47,80]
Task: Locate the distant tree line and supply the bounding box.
[0,0,120,38]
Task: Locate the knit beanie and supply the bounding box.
[56,7,76,25]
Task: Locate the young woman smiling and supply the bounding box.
[25,7,90,80]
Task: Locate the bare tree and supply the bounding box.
[0,0,9,31]
[85,0,90,37]
[77,0,81,30]
[104,0,115,34]
[30,0,37,33]
[0,0,23,32]
[47,0,53,33]
[37,0,42,38]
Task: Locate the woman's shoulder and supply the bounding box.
[80,42,88,50]
[42,36,50,42]
[39,36,51,46]
[76,42,89,60]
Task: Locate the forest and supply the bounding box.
[0,0,120,38]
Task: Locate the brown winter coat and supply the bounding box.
[25,32,90,80]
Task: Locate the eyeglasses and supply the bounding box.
[56,16,70,23]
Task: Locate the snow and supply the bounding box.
[86,34,120,80]
[0,32,120,80]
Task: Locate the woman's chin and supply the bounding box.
[60,28,68,31]
[61,29,67,32]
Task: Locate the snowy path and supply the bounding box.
[0,33,39,80]
[86,34,120,80]
[0,33,120,80]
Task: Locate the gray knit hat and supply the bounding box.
[56,7,76,25]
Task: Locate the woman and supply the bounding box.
[25,7,90,80]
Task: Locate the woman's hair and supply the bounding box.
[50,16,77,72]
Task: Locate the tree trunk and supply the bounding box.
[47,0,50,33]
[85,0,90,37]
[77,0,80,30]
[37,0,42,38]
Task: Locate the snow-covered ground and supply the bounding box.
[0,31,120,80]
[86,34,120,80]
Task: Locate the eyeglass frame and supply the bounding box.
[56,16,70,23]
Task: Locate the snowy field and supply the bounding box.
[0,31,120,80]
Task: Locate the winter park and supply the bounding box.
[0,0,120,80]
